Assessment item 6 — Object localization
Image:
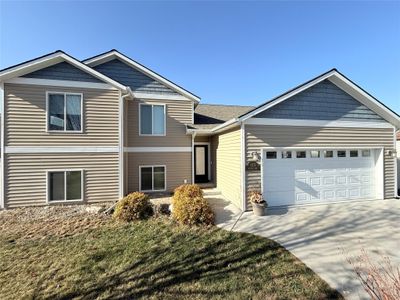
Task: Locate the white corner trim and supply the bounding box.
[5,146,119,154]
[134,92,191,101]
[0,82,4,209]
[244,118,394,128]
[83,51,200,102]
[240,123,246,211]
[5,77,115,90]
[125,147,192,153]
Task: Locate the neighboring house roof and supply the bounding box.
[83,49,200,102]
[0,51,129,93]
[211,68,400,132]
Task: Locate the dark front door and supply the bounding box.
[194,145,209,183]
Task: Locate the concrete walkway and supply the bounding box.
[209,195,400,300]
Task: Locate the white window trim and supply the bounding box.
[138,103,166,136]
[139,165,166,192]
[46,169,84,203]
[46,91,83,133]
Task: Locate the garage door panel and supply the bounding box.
[263,149,377,206]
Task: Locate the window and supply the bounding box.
[350,150,359,157]
[266,151,277,159]
[47,93,82,132]
[296,151,306,158]
[281,151,292,159]
[362,149,371,157]
[140,166,166,191]
[140,104,165,135]
[338,150,347,157]
[48,170,82,202]
[324,150,333,158]
[310,150,320,158]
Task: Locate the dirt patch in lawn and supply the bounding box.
[0,204,114,241]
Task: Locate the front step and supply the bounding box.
[202,188,222,197]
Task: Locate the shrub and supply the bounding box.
[347,248,400,300]
[113,192,153,222]
[173,184,203,202]
[172,184,214,226]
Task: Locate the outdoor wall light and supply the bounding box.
[251,151,260,162]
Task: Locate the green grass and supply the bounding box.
[0,217,342,299]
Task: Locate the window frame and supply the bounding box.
[46,169,84,203]
[139,165,166,192]
[46,91,83,133]
[296,151,307,158]
[139,103,166,136]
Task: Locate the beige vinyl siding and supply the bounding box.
[194,136,210,143]
[5,153,119,208]
[127,99,192,147]
[245,125,396,209]
[127,152,192,193]
[214,127,242,208]
[4,83,120,146]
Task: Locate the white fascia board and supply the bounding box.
[0,52,128,93]
[5,146,119,153]
[328,74,400,128]
[84,51,200,102]
[5,77,115,90]
[133,92,191,101]
[125,147,192,153]
[239,70,337,122]
[244,118,394,128]
[0,52,64,80]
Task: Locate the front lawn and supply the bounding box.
[0,207,342,299]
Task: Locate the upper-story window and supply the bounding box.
[139,103,166,136]
[47,92,82,132]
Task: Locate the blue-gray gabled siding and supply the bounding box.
[254,80,385,122]
[22,62,103,83]
[93,59,179,95]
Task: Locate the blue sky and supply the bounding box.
[0,1,399,113]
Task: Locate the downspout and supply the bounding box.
[119,87,132,198]
[0,82,4,209]
[191,131,197,184]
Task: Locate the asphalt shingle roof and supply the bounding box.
[193,104,255,130]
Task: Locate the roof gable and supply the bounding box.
[93,58,179,95]
[254,79,385,122]
[239,69,400,128]
[22,61,103,83]
[83,50,200,102]
[0,51,128,92]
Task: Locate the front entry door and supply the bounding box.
[194,145,208,183]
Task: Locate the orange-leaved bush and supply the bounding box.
[172,184,214,226]
[113,192,153,222]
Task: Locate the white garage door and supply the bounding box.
[263,149,379,207]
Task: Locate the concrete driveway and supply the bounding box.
[210,197,400,300]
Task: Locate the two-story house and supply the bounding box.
[0,50,399,210]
